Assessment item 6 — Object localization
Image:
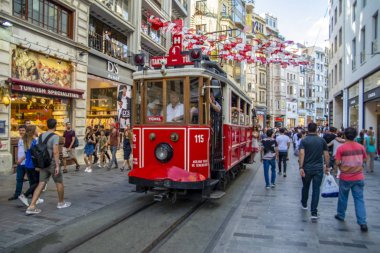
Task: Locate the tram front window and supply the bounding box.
[146,81,163,122]
[166,80,184,123]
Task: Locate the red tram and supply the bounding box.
[129,48,254,200]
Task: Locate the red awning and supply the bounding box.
[7,78,85,99]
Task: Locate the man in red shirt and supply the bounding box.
[335,127,368,232]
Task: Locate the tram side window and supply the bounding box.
[240,100,245,125]
[166,80,184,123]
[190,78,199,124]
[146,81,163,123]
[246,104,251,126]
[231,92,239,125]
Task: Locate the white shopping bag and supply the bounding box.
[321,174,339,198]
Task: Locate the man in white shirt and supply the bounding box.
[167,92,184,122]
[276,128,291,177]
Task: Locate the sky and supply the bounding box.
[254,0,329,48]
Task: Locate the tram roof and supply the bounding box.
[132,67,252,104]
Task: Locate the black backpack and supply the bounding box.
[31,133,55,169]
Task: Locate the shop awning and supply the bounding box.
[7,78,85,99]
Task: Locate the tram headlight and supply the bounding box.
[154,143,173,163]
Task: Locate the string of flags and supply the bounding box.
[146,15,310,68]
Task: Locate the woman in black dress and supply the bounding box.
[122,125,133,171]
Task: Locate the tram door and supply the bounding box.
[210,80,224,173]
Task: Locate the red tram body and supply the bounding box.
[129,66,254,198]
[128,38,254,198]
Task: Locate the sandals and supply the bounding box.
[26,207,41,215]
[75,165,80,171]
[63,169,68,173]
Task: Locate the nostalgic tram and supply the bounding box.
[129,37,254,201]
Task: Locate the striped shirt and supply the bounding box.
[335,142,367,181]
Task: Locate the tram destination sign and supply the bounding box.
[150,34,194,68]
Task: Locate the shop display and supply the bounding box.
[87,87,117,129]
[11,93,70,136]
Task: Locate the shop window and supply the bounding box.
[231,92,239,124]
[11,93,71,136]
[87,87,118,129]
[166,80,184,123]
[146,81,163,123]
[13,0,73,38]
[190,78,199,124]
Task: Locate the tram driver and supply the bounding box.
[167,92,184,122]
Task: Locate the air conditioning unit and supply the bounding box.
[372,40,378,54]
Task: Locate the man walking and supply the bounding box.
[62,122,80,173]
[261,129,278,189]
[26,119,71,214]
[334,127,368,232]
[107,123,120,170]
[8,125,28,201]
[276,128,291,177]
[299,122,330,221]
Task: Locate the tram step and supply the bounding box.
[209,179,219,187]
[208,190,226,199]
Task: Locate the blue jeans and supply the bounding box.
[263,159,276,187]
[337,180,367,225]
[301,170,323,215]
[14,165,30,197]
[109,146,118,168]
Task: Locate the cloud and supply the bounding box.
[305,17,329,47]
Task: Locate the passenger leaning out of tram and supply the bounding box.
[167,92,184,122]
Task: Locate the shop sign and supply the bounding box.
[275,117,283,122]
[348,96,358,106]
[150,34,193,68]
[364,86,380,102]
[9,78,84,99]
[256,111,265,115]
[11,48,72,88]
[107,61,120,81]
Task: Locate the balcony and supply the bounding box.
[88,32,131,64]
[141,21,167,55]
[172,0,188,18]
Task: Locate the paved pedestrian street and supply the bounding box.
[212,155,380,253]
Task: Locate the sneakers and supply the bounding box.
[26,207,41,215]
[301,203,308,210]
[271,184,276,188]
[360,224,368,232]
[84,167,92,172]
[265,185,270,189]
[75,165,80,171]
[37,198,44,205]
[278,171,282,175]
[283,173,287,177]
[311,213,319,221]
[18,194,29,207]
[57,201,71,209]
[8,195,18,201]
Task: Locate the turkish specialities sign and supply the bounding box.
[364,86,380,102]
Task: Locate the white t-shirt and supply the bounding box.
[276,134,291,152]
[18,138,25,165]
[166,103,184,122]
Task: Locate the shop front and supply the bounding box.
[87,54,133,130]
[348,82,359,129]
[363,70,380,154]
[274,116,284,128]
[255,109,266,129]
[7,48,84,165]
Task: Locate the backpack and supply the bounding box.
[30,133,55,169]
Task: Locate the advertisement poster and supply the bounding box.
[117,85,132,129]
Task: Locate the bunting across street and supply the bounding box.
[146,15,310,68]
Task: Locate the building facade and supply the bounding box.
[328,0,380,139]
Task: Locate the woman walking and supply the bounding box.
[122,126,133,171]
[364,130,376,173]
[18,125,43,207]
[84,126,96,173]
[98,130,108,168]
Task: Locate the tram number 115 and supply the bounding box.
[194,135,204,143]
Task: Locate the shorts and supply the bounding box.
[62,147,76,159]
[39,162,63,184]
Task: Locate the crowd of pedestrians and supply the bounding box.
[254,122,376,232]
[7,118,133,215]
